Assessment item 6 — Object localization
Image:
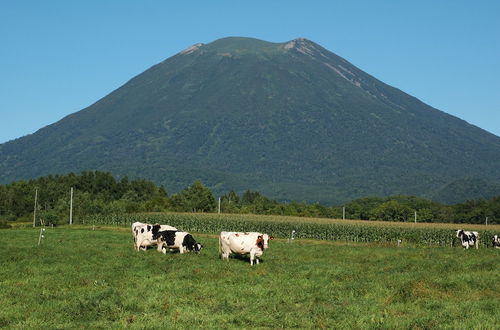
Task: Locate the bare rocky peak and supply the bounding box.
[282,38,324,57]
[282,38,364,88]
[179,43,204,55]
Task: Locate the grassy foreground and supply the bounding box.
[0,227,498,329]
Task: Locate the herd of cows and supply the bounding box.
[131,223,500,265]
[132,221,273,265]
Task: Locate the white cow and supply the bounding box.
[156,230,203,254]
[456,229,479,249]
[132,222,177,251]
[219,231,273,265]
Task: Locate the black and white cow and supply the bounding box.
[132,222,177,251]
[156,230,203,254]
[456,229,479,249]
[492,235,500,249]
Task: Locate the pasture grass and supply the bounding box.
[0,227,498,329]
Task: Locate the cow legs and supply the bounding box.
[220,249,230,261]
[136,238,149,251]
[250,250,256,265]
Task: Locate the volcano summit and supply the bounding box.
[1,37,499,203]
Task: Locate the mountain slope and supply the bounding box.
[1,37,500,204]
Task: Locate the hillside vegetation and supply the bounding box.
[1,171,499,226]
[1,37,500,204]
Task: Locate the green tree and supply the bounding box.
[371,200,413,222]
[171,181,216,212]
[221,190,241,213]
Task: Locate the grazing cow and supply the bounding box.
[156,230,203,254]
[131,222,146,249]
[132,222,177,251]
[219,231,273,265]
[492,235,500,249]
[456,229,479,249]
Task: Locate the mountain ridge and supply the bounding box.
[1,36,499,204]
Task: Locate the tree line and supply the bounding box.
[0,171,498,225]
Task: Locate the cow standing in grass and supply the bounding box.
[156,230,203,254]
[219,231,273,265]
[132,222,177,251]
[456,230,479,249]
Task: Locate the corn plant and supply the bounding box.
[81,213,498,247]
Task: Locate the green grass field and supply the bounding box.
[1,226,499,329]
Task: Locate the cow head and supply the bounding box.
[184,233,202,253]
[256,234,273,250]
[456,230,464,239]
[193,243,203,253]
[186,241,203,253]
[256,235,264,250]
[493,235,500,248]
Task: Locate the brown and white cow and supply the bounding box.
[219,231,273,265]
[131,222,177,251]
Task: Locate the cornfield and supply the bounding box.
[80,213,498,247]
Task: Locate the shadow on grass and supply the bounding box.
[223,254,266,264]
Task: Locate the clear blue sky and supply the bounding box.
[1,1,499,143]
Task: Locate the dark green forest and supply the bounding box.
[0,171,498,226]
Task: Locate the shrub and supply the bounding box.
[0,220,12,229]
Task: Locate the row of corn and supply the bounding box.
[80,213,497,247]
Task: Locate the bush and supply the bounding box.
[0,220,12,229]
[40,210,64,226]
[6,214,17,222]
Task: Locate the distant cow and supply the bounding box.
[132,222,177,251]
[156,230,203,254]
[456,230,479,249]
[219,231,273,265]
[492,235,500,249]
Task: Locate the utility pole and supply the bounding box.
[342,207,345,220]
[218,197,221,214]
[486,217,488,226]
[33,188,38,228]
[414,211,417,224]
[69,187,73,225]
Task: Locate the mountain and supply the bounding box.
[1,37,500,204]
[427,178,500,204]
